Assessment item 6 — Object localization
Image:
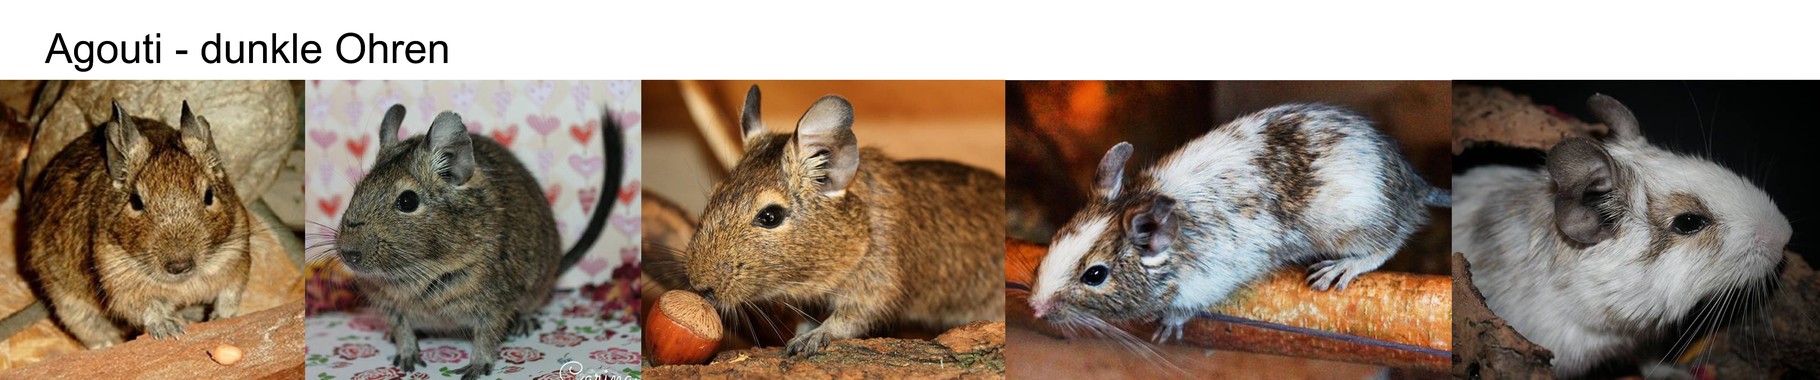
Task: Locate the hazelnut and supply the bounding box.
[644,290,722,365]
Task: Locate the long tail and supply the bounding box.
[1424,187,1452,208]
[0,300,48,342]
[559,107,626,271]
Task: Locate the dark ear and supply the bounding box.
[379,104,406,150]
[1547,137,1624,244]
[178,101,224,178]
[739,84,766,145]
[1588,94,1643,143]
[1096,142,1134,200]
[791,95,859,196]
[103,100,149,186]
[426,111,477,186]
[1129,196,1176,265]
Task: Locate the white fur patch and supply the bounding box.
[1140,251,1168,267]
[1139,109,1275,312]
[1032,216,1109,307]
[1150,122,1261,198]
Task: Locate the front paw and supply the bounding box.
[1152,312,1192,343]
[144,315,186,340]
[786,329,835,357]
[1151,322,1184,343]
[392,350,426,372]
[456,362,493,380]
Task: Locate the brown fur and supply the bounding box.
[25,105,251,349]
[683,98,1004,356]
[334,105,620,380]
[335,109,569,380]
[1073,190,1179,321]
[1256,114,1322,223]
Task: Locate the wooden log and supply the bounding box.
[647,321,1006,379]
[1451,84,1608,154]
[1450,252,1554,378]
[1007,239,1450,371]
[2,301,304,378]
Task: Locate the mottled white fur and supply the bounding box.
[1152,105,1400,318]
[1454,136,1789,376]
[1034,104,1431,338]
[1149,110,1277,316]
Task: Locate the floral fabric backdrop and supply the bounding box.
[307,290,642,380]
[303,80,642,379]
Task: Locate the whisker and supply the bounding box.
[1048,313,1184,375]
[777,301,823,326]
[745,301,788,347]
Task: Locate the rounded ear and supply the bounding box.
[1588,94,1643,143]
[104,100,149,186]
[1096,142,1133,200]
[1547,137,1624,244]
[426,111,477,186]
[1129,196,1176,267]
[791,95,859,197]
[739,84,766,145]
[379,104,406,150]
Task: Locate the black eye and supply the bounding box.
[1671,213,1709,235]
[753,205,787,229]
[395,190,419,213]
[1081,264,1109,286]
[128,192,145,211]
[203,186,214,206]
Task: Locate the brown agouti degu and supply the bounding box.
[331,105,622,380]
[22,101,252,349]
[679,85,1005,356]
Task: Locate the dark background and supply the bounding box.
[1457,80,1820,263]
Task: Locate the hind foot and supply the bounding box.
[456,361,493,380]
[507,314,542,337]
[392,350,426,372]
[1306,253,1391,291]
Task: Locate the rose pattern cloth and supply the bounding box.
[307,291,643,380]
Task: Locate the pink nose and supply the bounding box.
[1759,219,1793,252]
[1032,301,1050,319]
